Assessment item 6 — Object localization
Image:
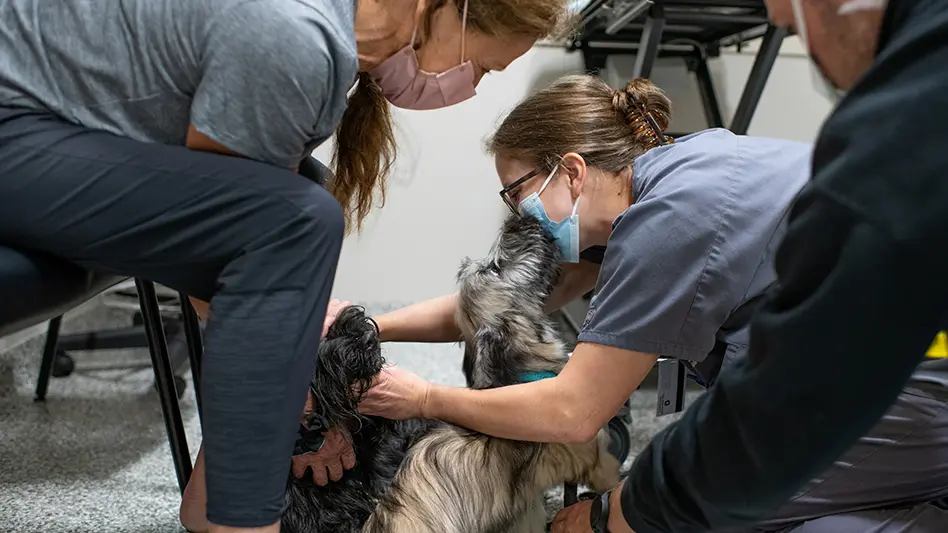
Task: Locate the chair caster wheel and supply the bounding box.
[607,416,632,465]
[154,376,188,400]
[51,351,75,378]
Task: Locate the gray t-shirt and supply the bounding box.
[578,128,812,383]
[0,0,358,168]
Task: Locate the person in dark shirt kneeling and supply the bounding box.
[570,1,948,532]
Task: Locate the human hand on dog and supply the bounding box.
[551,500,596,533]
[358,366,432,420]
[290,427,357,485]
[551,483,635,533]
[322,299,352,338]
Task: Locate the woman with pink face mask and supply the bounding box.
[0,1,569,532]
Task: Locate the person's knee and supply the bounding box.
[278,182,345,280]
[294,182,345,251]
[226,176,345,289]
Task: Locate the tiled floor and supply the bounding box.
[0,302,700,533]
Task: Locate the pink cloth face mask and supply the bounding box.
[368,0,476,110]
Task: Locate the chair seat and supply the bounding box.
[0,246,124,337]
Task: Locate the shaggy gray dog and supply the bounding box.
[363,215,620,533]
[281,215,619,533]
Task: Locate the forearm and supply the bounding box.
[374,292,462,343]
[373,258,597,345]
[422,343,653,443]
[608,480,635,533]
[424,378,590,442]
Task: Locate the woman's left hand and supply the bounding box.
[550,500,595,533]
[358,366,432,420]
[290,427,357,485]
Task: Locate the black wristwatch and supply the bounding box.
[589,489,613,533]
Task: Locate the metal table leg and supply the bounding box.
[730,24,789,135]
[631,4,666,79]
[692,53,726,128]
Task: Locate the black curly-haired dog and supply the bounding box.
[280,304,436,533]
[281,215,619,533]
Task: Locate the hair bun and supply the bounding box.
[612,78,673,148]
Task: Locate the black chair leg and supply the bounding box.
[136,279,192,494]
[179,292,204,423]
[34,315,63,402]
[564,483,578,507]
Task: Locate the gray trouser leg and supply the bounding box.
[751,361,948,533]
[783,503,948,533]
[0,108,344,527]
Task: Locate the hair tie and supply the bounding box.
[629,96,671,147]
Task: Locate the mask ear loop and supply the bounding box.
[538,163,582,215]
[791,0,809,51]
[460,0,469,63]
[838,0,887,15]
[409,0,421,49]
[537,165,559,197]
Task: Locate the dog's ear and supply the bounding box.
[465,323,525,389]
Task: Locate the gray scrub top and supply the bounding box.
[578,128,812,385]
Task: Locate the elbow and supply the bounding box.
[557,404,608,444]
[547,379,609,444]
[565,420,604,444]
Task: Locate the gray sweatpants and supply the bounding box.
[743,361,948,533]
[0,108,344,527]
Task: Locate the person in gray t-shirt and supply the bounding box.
[360,75,948,533]
[0,1,572,531]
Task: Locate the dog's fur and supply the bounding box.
[281,307,437,533]
[281,215,620,533]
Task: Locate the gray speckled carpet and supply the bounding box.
[0,301,701,533]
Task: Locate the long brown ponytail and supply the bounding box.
[330,72,397,233]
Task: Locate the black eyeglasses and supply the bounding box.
[498,168,542,215]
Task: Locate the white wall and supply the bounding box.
[323,35,835,305]
[316,46,586,304]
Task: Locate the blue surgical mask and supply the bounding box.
[518,165,581,263]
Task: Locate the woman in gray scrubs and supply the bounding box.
[357,75,948,532]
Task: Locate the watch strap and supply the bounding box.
[590,489,613,533]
